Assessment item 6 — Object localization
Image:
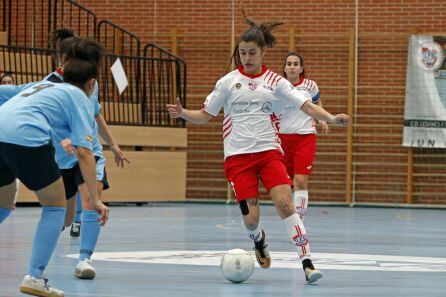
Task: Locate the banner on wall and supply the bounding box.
[403,35,446,148]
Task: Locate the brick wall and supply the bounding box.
[9,0,446,204]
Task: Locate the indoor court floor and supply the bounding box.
[0,203,445,297]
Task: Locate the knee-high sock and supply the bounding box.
[243,221,262,242]
[28,207,66,278]
[79,210,101,260]
[293,190,309,220]
[284,213,311,260]
[0,207,12,224]
[74,193,82,223]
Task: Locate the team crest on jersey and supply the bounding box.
[417,42,444,71]
[261,102,272,113]
[248,82,257,91]
[234,83,242,90]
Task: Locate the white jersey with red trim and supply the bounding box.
[279,78,321,134]
[203,66,311,159]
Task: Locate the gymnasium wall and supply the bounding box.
[25,0,446,204]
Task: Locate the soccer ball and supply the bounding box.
[220,249,254,283]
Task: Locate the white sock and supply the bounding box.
[293,190,309,220]
[243,222,262,242]
[283,213,311,260]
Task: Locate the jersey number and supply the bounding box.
[21,84,55,97]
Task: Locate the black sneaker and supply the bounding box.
[302,258,323,283]
[253,229,271,269]
[70,222,81,238]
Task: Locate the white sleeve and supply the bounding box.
[202,78,228,117]
[275,78,311,109]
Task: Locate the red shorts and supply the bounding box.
[278,133,316,177]
[224,149,293,202]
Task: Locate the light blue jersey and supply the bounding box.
[0,82,95,151]
[43,70,105,171]
[0,82,39,107]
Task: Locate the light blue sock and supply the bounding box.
[0,207,12,223]
[28,207,66,278]
[74,193,82,223]
[79,210,101,260]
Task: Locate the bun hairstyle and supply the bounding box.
[67,37,104,65]
[50,28,75,48]
[63,37,104,86]
[229,4,284,67]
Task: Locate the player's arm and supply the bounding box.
[301,101,349,126]
[167,98,213,124]
[315,100,329,133]
[96,114,129,167]
[69,88,109,225]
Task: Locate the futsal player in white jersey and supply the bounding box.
[168,18,349,283]
[279,52,329,220]
[0,41,109,297]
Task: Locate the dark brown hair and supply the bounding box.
[50,28,75,49]
[63,37,104,86]
[230,13,284,67]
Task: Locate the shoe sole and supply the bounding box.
[306,270,323,284]
[75,268,96,280]
[20,285,64,297]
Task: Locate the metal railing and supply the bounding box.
[1,1,188,128]
[52,0,97,39]
[1,0,96,48]
[0,44,55,84]
[99,48,186,127]
[97,20,140,57]
[143,43,186,127]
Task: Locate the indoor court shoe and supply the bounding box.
[302,258,323,283]
[70,222,80,238]
[19,274,64,297]
[75,259,96,279]
[253,229,271,268]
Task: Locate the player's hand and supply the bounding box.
[93,200,109,226]
[60,138,77,154]
[333,114,349,126]
[166,97,183,119]
[111,144,130,167]
[319,120,330,134]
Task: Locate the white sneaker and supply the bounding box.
[19,275,64,297]
[74,259,96,279]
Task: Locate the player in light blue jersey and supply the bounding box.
[0,39,109,297]
[48,31,129,280]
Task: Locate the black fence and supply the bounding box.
[1,0,187,127]
[1,0,96,48]
[0,44,187,127]
[0,44,54,84]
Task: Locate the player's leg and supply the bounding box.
[74,159,108,279]
[60,167,80,231]
[13,143,66,296]
[0,182,16,223]
[0,151,16,222]
[70,193,82,237]
[225,152,270,268]
[261,150,322,283]
[293,174,309,220]
[64,195,77,228]
[292,134,316,221]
